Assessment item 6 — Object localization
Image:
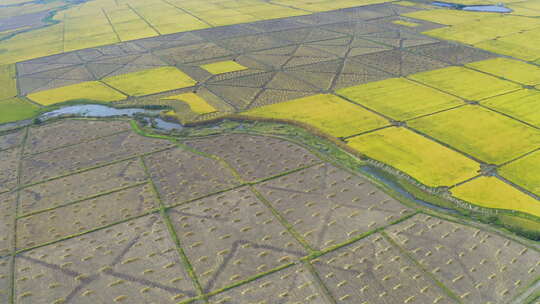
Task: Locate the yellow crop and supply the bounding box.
[201,61,248,75]
[467,58,540,86]
[499,151,540,196]
[451,176,540,218]
[27,81,126,106]
[163,93,217,115]
[103,67,197,96]
[391,20,419,27]
[481,89,540,127]
[347,127,480,187]
[0,64,17,99]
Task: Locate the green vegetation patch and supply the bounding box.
[0,64,17,100]
[408,105,540,164]
[0,97,41,124]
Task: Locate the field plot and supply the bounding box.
[408,66,521,101]
[0,257,11,304]
[338,77,463,121]
[408,105,540,164]
[103,66,197,96]
[481,89,540,127]
[168,187,307,292]
[17,183,158,250]
[26,81,127,106]
[25,119,131,154]
[405,42,497,65]
[0,98,40,124]
[451,176,540,217]
[19,159,147,216]
[254,163,412,250]
[15,214,198,304]
[0,64,17,99]
[242,94,389,138]
[0,147,20,193]
[163,93,217,115]
[20,131,173,185]
[403,9,491,26]
[0,128,24,150]
[466,58,540,86]
[312,233,457,304]
[201,61,248,75]
[499,150,540,196]
[144,147,240,206]
[347,127,480,187]
[0,193,16,257]
[474,29,540,62]
[208,264,330,304]
[386,214,540,303]
[185,134,321,182]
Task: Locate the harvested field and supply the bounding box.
[0,257,10,303]
[254,163,412,250]
[347,127,480,187]
[481,89,540,127]
[208,265,330,303]
[0,147,20,193]
[17,183,158,250]
[25,119,131,154]
[0,192,16,257]
[0,128,24,151]
[408,66,521,101]
[15,214,197,304]
[144,147,240,206]
[19,159,147,216]
[408,105,540,164]
[168,187,307,292]
[450,176,540,217]
[20,131,173,185]
[338,77,463,121]
[312,233,457,304]
[185,134,321,182]
[386,214,540,303]
[499,150,540,196]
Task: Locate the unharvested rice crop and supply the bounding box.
[26,81,126,106]
[499,150,540,196]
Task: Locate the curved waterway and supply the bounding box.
[432,1,512,13]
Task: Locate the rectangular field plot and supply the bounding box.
[19,159,147,216]
[466,58,540,86]
[16,183,158,250]
[26,81,127,106]
[386,214,540,303]
[208,265,331,304]
[0,98,40,125]
[0,147,20,193]
[347,127,480,187]
[408,105,540,164]
[451,176,540,217]
[242,94,389,138]
[168,187,307,293]
[499,150,540,196]
[474,29,540,62]
[481,89,540,127]
[0,192,16,256]
[144,148,240,206]
[312,234,457,304]
[0,128,24,151]
[103,67,197,96]
[25,119,131,154]
[184,134,320,182]
[254,163,412,250]
[15,214,198,304]
[20,131,173,185]
[0,257,11,304]
[408,66,521,101]
[338,77,463,121]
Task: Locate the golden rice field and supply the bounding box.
[466,58,540,86]
[407,105,540,165]
[499,151,540,196]
[347,127,480,187]
[26,81,127,106]
[481,89,540,127]
[163,93,217,115]
[0,64,17,100]
[407,66,521,101]
[103,67,197,96]
[200,61,248,75]
[242,94,390,137]
[451,176,540,217]
[337,77,463,121]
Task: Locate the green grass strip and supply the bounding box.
[303,261,338,304]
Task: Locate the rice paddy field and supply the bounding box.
[0,0,539,302]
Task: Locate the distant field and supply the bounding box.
[347,126,480,187]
